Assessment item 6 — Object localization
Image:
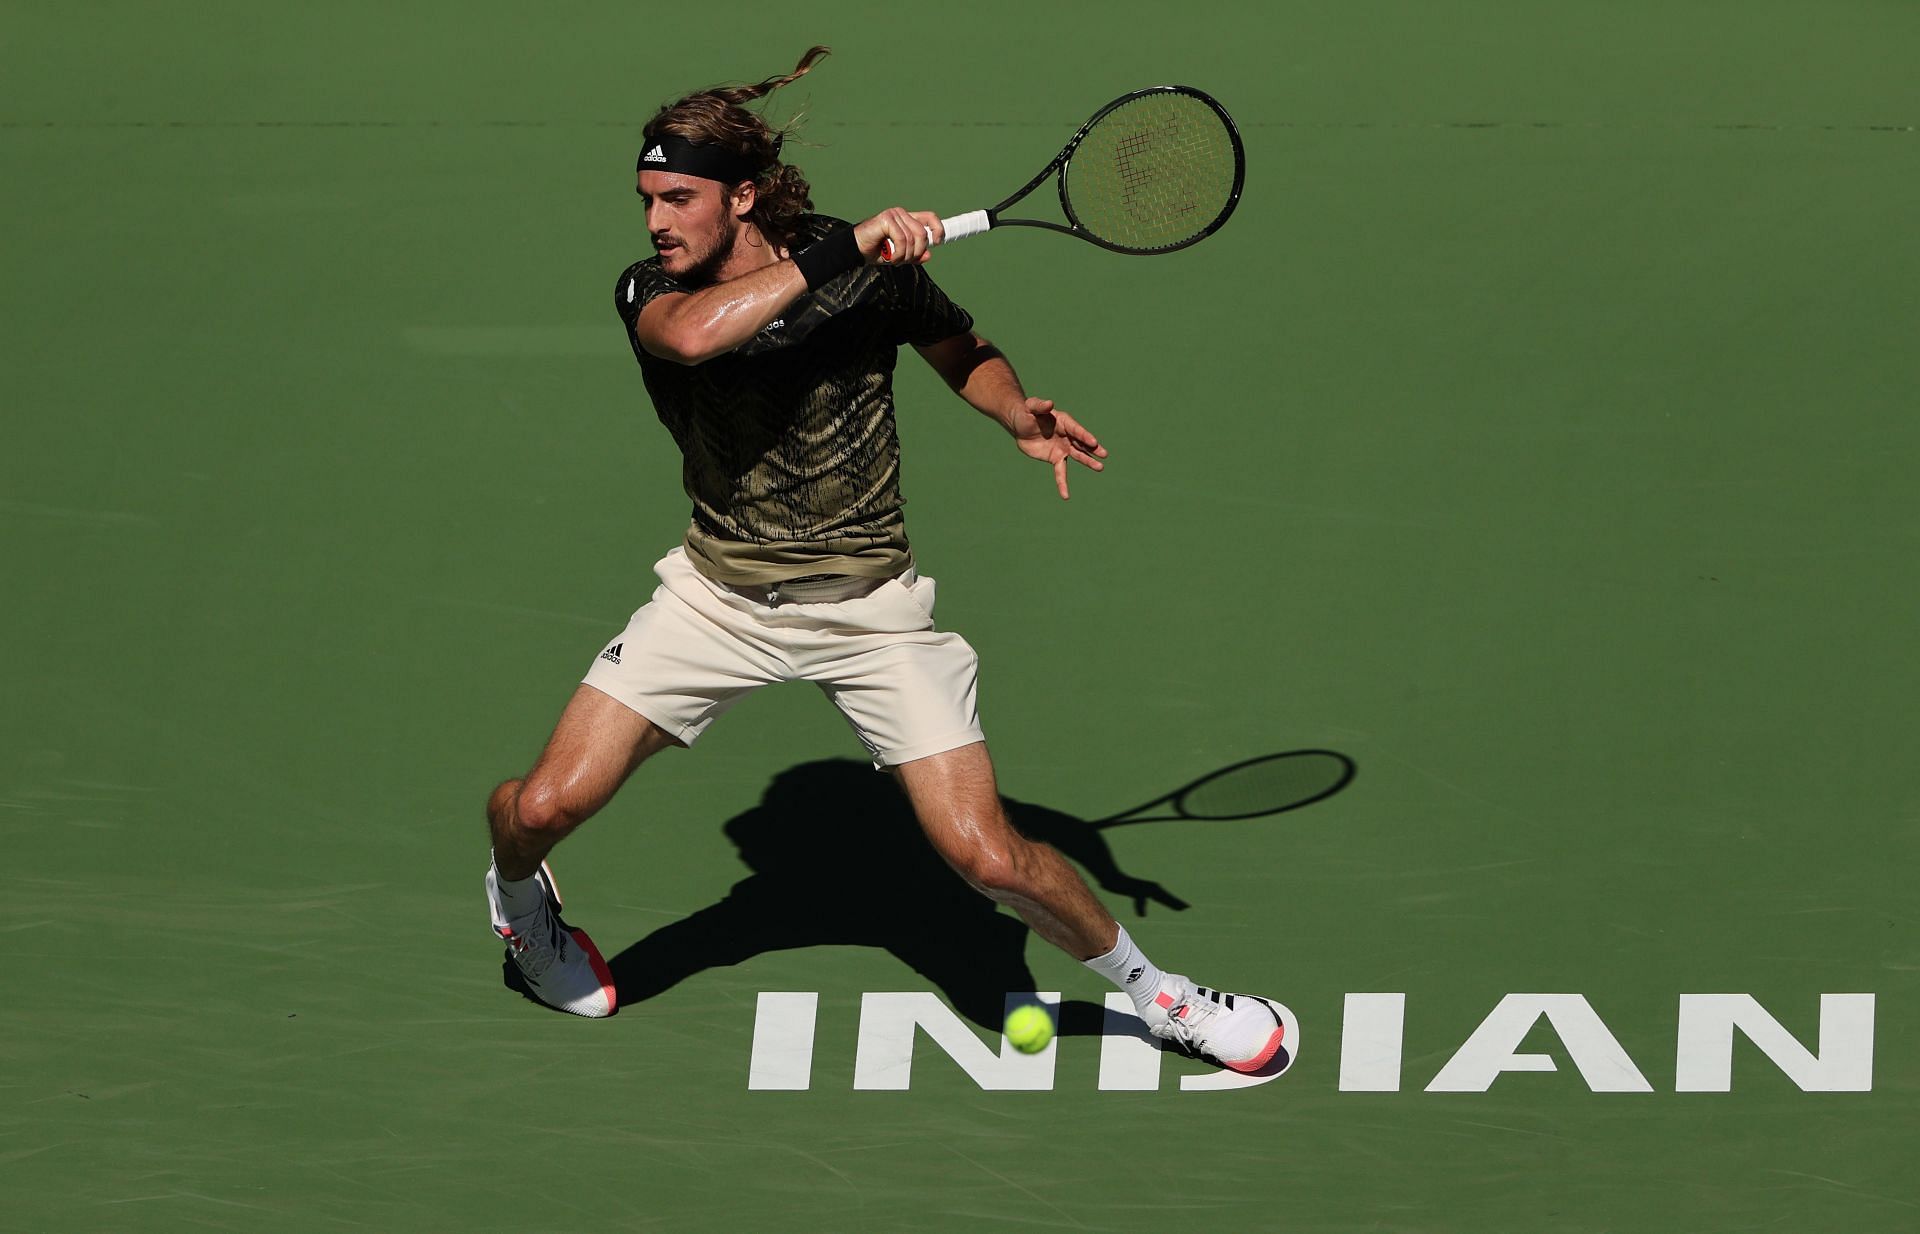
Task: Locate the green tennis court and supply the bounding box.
[5,3,1915,1229]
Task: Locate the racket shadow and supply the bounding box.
[593,750,1355,1035]
[1012,749,1357,918]
[1095,748,1358,828]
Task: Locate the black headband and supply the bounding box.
[635,133,772,183]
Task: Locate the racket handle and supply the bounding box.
[879,210,995,262]
[940,210,992,243]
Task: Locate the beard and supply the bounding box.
[675,222,740,288]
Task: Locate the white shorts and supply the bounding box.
[581,547,984,768]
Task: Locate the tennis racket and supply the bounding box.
[881,84,1245,261]
[1092,751,1354,827]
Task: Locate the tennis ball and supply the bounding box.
[1004,1005,1054,1054]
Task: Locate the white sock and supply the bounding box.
[489,855,546,920]
[1082,925,1166,1014]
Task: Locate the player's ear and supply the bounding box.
[728,180,757,220]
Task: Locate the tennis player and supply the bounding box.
[482,47,1287,1073]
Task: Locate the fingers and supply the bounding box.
[1045,406,1109,460]
[1027,400,1107,473]
[864,207,941,265]
[912,210,945,250]
[856,209,919,264]
[1017,397,1108,498]
[1038,440,1099,499]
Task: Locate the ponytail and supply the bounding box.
[703,45,830,109]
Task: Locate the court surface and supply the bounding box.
[4,3,1916,1230]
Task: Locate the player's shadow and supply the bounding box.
[599,751,1355,1034]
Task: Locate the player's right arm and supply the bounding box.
[631,208,942,366]
[633,263,805,365]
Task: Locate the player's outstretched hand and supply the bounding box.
[857,208,943,265]
[1012,399,1107,499]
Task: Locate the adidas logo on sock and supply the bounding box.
[600,643,623,665]
[641,145,666,165]
[1126,966,1144,984]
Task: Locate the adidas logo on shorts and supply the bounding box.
[600,642,623,665]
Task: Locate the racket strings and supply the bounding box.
[1066,93,1239,252]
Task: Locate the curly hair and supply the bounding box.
[642,46,829,249]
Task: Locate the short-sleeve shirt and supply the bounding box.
[615,214,974,586]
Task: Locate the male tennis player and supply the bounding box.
[482,47,1289,1073]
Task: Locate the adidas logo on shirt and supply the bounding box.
[641,145,666,165]
[600,642,623,665]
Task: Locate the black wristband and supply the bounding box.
[792,226,862,291]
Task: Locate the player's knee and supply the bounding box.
[487,778,523,825]
[511,778,589,838]
[954,843,1021,899]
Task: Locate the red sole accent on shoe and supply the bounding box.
[1223,1023,1286,1074]
[571,928,618,1016]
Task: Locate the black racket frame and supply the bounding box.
[986,84,1246,255]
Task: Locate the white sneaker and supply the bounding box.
[486,861,617,1018]
[1141,975,1287,1073]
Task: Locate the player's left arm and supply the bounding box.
[915,332,1108,500]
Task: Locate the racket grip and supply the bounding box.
[940,210,992,243]
[880,210,995,262]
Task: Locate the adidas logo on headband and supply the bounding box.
[636,134,765,182]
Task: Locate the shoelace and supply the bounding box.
[497,904,568,981]
[1156,986,1225,1046]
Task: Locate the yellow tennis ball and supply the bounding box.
[1004,1005,1054,1054]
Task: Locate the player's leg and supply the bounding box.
[488,684,681,881]
[894,741,1290,1074]
[485,549,787,1017]
[804,568,1290,1071]
[484,684,680,1019]
[801,577,1121,963]
[890,740,1116,959]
